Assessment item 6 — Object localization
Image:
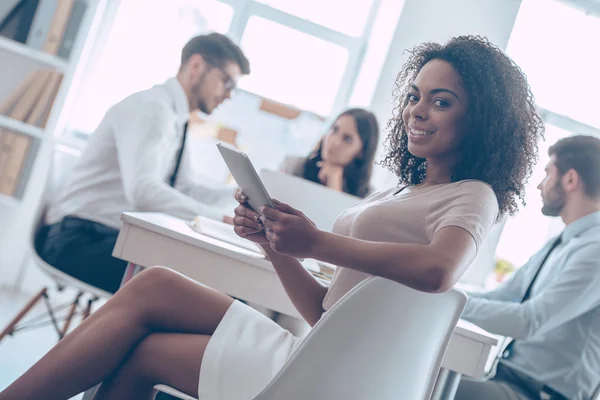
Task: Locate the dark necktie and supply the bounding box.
[520,235,563,303]
[502,234,563,359]
[168,121,188,187]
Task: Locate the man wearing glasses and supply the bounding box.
[42,33,250,294]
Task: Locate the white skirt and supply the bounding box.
[198,300,303,400]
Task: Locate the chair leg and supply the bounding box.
[12,252,31,292]
[60,292,83,337]
[0,288,47,341]
[81,297,94,321]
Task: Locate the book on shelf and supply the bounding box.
[26,0,59,50]
[57,0,86,59]
[28,70,63,127]
[0,68,62,198]
[1,68,63,128]
[0,0,81,59]
[0,129,36,198]
[43,0,76,55]
[0,0,39,44]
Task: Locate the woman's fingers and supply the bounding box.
[265,229,278,242]
[233,204,263,234]
[234,205,261,221]
[260,205,285,220]
[234,225,263,237]
[233,215,263,231]
[272,200,302,216]
[261,216,277,231]
[234,190,248,204]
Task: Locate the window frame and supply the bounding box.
[68,0,382,129]
[55,0,389,149]
[221,0,383,117]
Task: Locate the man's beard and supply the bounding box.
[193,71,211,114]
[541,180,566,217]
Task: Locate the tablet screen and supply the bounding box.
[216,143,275,214]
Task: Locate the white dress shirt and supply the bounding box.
[462,211,600,400]
[47,78,230,229]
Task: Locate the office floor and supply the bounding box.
[0,265,95,400]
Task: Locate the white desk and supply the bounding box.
[112,212,499,399]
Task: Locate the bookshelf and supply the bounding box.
[0,114,44,139]
[0,0,108,286]
[0,0,103,203]
[0,35,68,71]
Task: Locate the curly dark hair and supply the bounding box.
[380,35,544,217]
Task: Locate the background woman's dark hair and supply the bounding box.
[303,108,379,198]
[381,35,545,217]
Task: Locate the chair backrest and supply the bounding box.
[25,146,111,298]
[253,277,467,400]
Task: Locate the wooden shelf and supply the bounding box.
[0,115,44,139]
[0,193,20,208]
[0,36,68,72]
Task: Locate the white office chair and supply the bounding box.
[0,147,111,342]
[153,276,467,400]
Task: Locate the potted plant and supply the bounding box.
[494,258,515,283]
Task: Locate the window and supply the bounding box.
[68,0,234,133]
[239,17,348,115]
[495,0,600,267]
[495,123,571,266]
[63,0,405,137]
[254,0,374,37]
[506,0,600,130]
[349,0,406,107]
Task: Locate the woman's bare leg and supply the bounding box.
[0,267,234,400]
[94,332,211,400]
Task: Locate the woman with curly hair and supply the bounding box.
[0,35,544,400]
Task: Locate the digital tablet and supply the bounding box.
[216,143,275,214]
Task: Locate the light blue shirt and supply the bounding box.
[462,211,600,400]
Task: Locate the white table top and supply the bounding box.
[118,212,498,347]
[119,211,270,267]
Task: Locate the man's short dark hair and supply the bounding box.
[181,33,250,75]
[549,135,600,199]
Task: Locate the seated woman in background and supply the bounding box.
[280,108,379,198]
[0,36,544,400]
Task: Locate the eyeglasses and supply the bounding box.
[206,59,238,92]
